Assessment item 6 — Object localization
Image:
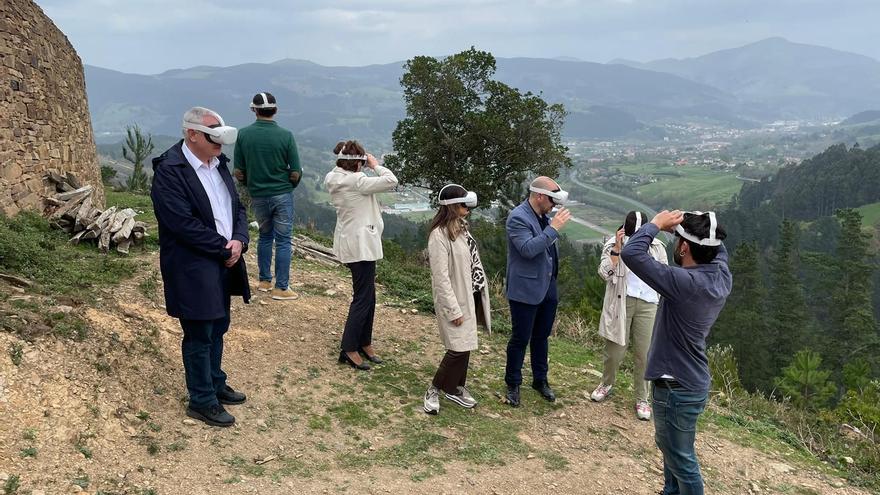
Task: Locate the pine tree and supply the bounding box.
[775,350,837,409]
[711,242,774,392]
[123,124,154,193]
[826,209,879,373]
[768,220,810,374]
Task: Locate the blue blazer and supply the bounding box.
[505,200,560,305]
[151,141,251,320]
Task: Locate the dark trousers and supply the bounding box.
[432,350,471,394]
[341,260,376,352]
[504,282,558,387]
[180,311,230,409]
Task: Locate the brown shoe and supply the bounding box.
[256,280,272,292]
[271,287,300,300]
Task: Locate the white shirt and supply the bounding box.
[625,265,659,304]
[182,143,233,240]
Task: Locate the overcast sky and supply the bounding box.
[34,0,880,75]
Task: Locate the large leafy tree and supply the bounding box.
[386,48,571,206]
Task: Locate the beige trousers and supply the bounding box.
[601,296,657,402]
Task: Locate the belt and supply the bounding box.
[653,379,683,389]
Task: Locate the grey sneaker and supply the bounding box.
[445,386,477,408]
[424,386,440,415]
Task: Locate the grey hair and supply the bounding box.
[181,106,222,138]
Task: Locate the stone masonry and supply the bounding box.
[0,0,103,217]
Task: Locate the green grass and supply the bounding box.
[856,201,880,227]
[608,163,742,211]
[0,211,137,297]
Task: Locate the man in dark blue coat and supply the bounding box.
[503,176,572,407]
[151,106,251,427]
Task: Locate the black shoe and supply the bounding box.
[217,385,246,405]
[338,350,371,371]
[360,349,384,364]
[186,404,235,427]
[506,385,520,407]
[532,380,556,402]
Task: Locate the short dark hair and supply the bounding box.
[333,140,366,172]
[252,92,277,118]
[256,107,277,118]
[623,210,649,236]
[677,212,727,264]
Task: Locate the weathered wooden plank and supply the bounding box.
[112,216,136,243]
[65,172,81,189]
[116,238,132,255]
[53,185,92,202]
[108,208,136,234]
[98,230,111,253]
[87,206,116,231]
[69,230,87,245]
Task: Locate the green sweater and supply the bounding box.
[233,120,302,197]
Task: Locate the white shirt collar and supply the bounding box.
[182,142,220,171]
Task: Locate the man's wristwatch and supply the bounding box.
[610,250,620,256]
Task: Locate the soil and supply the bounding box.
[0,250,872,495]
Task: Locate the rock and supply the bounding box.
[526,453,535,459]
[410,309,418,314]
[324,289,337,296]
[551,435,563,442]
[749,481,761,493]
[769,462,794,474]
[843,456,855,465]
[182,419,198,426]
[0,473,8,482]
[255,419,268,429]
[32,490,46,495]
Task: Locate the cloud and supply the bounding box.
[34,0,880,73]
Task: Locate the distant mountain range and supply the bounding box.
[611,37,880,121]
[84,38,880,142]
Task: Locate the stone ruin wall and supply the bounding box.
[0,0,103,217]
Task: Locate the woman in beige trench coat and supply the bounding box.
[590,211,668,420]
[423,184,492,415]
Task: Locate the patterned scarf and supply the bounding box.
[460,219,486,292]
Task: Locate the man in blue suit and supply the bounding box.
[504,176,572,406]
[151,106,251,427]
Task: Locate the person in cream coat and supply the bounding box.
[423,184,492,415]
[591,211,668,420]
[324,140,398,371]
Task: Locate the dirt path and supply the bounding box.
[0,251,871,495]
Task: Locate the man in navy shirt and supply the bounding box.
[621,210,731,495]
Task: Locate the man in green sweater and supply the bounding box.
[233,92,302,301]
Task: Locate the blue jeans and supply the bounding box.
[180,312,230,409]
[504,282,558,386]
[652,384,708,495]
[252,191,294,290]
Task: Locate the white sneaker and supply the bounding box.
[636,400,652,421]
[590,384,613,402]
[424,386,440,415]
[445,386,477,408]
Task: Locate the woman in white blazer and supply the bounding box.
[591,211,668,420]
[423,184,492,415]
[323,140,398,371]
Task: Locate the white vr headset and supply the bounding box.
[529,185,569,206]
[250,92,277,109]
[675,211,722,246]
[183,115,238,146]
[437,184,478,208]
